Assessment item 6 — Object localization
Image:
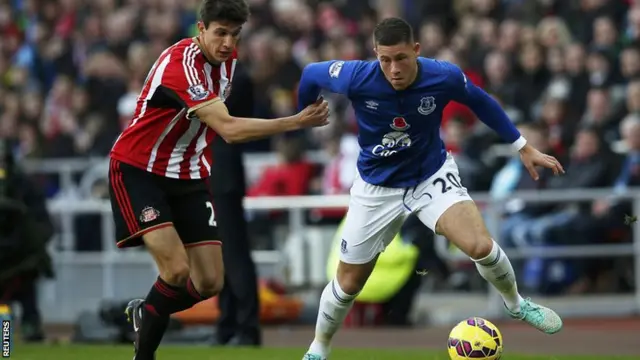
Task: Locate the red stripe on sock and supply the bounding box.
[144,303,159,316]
[153,281,178,299]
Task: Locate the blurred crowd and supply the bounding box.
[0,0,638,294]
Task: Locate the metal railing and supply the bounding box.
[42,187,640,321]
[20,152,330,195]
[18,157,640,321]
[436,188,640,318]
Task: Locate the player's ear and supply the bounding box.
[197,21,206,34]
[413,42,420,56]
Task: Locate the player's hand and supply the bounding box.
[297,97,330,128]
[519,144,564,181]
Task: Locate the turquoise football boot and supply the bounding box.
[302,353,326,360]
[506,297,563,334]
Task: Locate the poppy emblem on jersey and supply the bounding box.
[417,96,436,115]
[187,84,210,101]
[390,117,410,131]
[140,206,160,223]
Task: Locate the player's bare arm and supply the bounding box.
[193,97,329,143]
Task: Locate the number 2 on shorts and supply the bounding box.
[205,201,217,226]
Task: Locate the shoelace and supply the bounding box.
[521,298,545,322]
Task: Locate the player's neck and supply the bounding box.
[192,36,222,66]
[406,60,421,89]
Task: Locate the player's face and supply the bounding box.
[198,21,242,63]
[375,42,420,90]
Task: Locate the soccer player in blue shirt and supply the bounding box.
[297,18,565,360]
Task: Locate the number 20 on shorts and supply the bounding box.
[433,172,463,194]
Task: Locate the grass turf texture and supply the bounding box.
[6,345,638,360]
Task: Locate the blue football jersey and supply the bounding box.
[297,57,520,188]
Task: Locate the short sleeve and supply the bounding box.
[160,48,221,117]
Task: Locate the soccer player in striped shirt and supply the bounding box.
[109,1,329,358]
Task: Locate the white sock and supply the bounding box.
[308,279,358,358]
[472,239,523,313]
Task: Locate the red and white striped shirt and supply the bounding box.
[111,38,237,179]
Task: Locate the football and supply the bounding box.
[447,317,503,360]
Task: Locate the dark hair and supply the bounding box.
[200,0,250,27]
[373,17,414,46]
[622,43,640,54]
[577,124,603,140]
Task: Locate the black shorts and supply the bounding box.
[108,159,220,248]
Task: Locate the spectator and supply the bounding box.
[247,134,314,198]
[563,43,590,112]
[309,128,358,223]
[581,87,618,143]
[493,122,557,248]
[619,44,640,81]
[483,51,517,110]
[591,114,640,222]
[515,42,550,117]
[512,126,619,293]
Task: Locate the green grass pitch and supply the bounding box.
[6,345,638,360]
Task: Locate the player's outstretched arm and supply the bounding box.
[297,60,361,110]
[195,98,329,143]
[445,62,564,179]
[158,50,328,144]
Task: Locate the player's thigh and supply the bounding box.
[414,156,492,259]
[338,193,406,293]
[108,159,174,244]
[433,201,493,259]
[169,182,223,295]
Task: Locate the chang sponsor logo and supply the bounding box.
[371,117,412,157]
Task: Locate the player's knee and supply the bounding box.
[468,236,494,260]
[336,276,364,295]
[161,261,190,286]
[336,262,374,295]
[193,275,224,298]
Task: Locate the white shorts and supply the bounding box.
[340,153,473,264]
